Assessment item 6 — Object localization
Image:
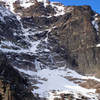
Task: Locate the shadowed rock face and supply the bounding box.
[0,52,37,100]
[0,52,27,85]
[48,6,100,75]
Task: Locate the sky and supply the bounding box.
[50,0,100,14]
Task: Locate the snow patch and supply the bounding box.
[29,40,40,53]
[50,2,65,16]
[16,67,99,99]
[96,44,100,47]
[92,13,99,36]
[2,0,16,12]
[49,87,97,100]
[92,20,99,31]
[66,68,100,82]
[20,2,34,8]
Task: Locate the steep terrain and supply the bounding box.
[0,0,100,100]
[0,52,37,100]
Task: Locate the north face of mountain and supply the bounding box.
[0,0,100,99]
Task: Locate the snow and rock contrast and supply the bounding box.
[0,0,100,100]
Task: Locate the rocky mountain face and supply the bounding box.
[0,0,100,100]
[49,6,100,75]
[0,52,37,100]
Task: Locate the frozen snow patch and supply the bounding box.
[15,66,99,99]
[50,2,65,16]
[96,43,100,47]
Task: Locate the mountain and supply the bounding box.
[0,0,100,100]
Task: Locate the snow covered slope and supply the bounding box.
[16,67,100,100]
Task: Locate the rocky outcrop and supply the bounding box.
[14,2,55,17]
[0,8,21,42]
[0,52,36,100]
[0,80,15,100]
[48,6,100,76]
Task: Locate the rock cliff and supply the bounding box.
[0,0,100,99]
[0,52,37,100]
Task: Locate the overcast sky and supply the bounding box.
[51,0,100,14]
